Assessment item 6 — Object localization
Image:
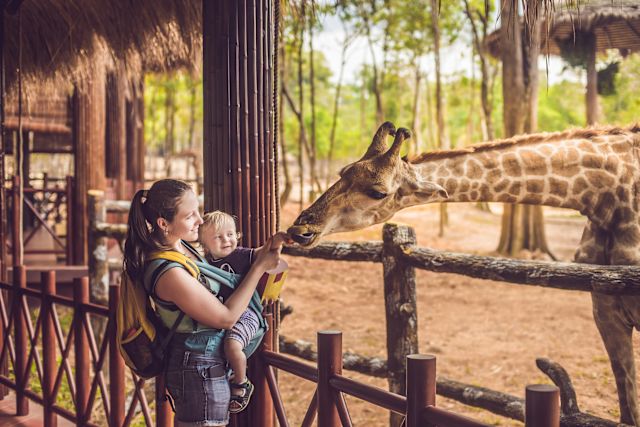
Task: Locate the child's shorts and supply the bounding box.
[165,349,230,426]
[225,309,260,349]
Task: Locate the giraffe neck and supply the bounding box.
[412,130,634,221]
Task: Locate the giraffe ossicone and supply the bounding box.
[288,122,640,425]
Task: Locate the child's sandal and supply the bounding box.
[229,379,254,414]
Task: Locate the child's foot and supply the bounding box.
[229,378,254,414]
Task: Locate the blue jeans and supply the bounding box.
[165,349,230,426]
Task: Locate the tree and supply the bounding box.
[496,0,554,259]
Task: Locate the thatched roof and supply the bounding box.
[3,0,201,92]
[486,1,640,58]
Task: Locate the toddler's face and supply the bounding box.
[201,222,238,259]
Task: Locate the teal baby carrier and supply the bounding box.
[143,244,267,359]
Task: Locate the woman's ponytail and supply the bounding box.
[123,179,193,280]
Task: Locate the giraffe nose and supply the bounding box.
[294,209,316,226]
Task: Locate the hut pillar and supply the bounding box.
[0,0,7,282]
[126,77,145,193]
[203,0,276,245]
[72,66,106,265]
[203,1,277,426]
[106,66,127,200]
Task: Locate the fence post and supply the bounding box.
[525,384,560,427]
[74,277,90,426]
[13,264,28,415]
[317,330,341,427]
[406,354,436,427]
[65,176,74,265]
[12,175,22,265]
[382,223,419,427]
[88,190,109,305]
[249,308,275,427]
[42,271,57,427]
[109,284,124,427]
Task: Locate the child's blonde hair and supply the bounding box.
[199,211,243,244]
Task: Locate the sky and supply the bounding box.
[312,10,583,87]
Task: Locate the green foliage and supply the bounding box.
[144,71,203,155]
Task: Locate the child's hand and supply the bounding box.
[269,231,293,251]
[254,238,281,271]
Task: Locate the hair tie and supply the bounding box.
[141,190,148,203]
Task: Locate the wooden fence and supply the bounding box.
[7,175,74,265]
[84,192,575,425]
[281,223,637,426]
[0,265,561,426]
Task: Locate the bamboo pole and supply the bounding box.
[525,385,560,427]
[317,331,341,427]
[42,271,57,427]
[406,354,435,427]
[108,284,124,427]
[73,277,90,425]
[13,264,28,415]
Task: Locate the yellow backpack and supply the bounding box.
[116,251,199,379]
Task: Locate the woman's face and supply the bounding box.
[166,190,203,242]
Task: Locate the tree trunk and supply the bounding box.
[164,79,176,175]
[365,24,384,124]
[430,0,449,237]
[497,0,553,259]
[187,80,197,150]
[308,12,319,200]
[409,61,422,157]
[464,0,495,141]
[297,6,306,211]
[326,27,350,188]
[279,41,292,207]
[585,34,598,126]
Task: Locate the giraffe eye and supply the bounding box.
[366,189,387,200]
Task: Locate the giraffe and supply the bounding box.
[287,121,640,425]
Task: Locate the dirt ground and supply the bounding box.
[275,201,633,426]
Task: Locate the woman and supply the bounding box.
[123,179,282,426]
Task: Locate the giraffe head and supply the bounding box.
[288,122,448,247]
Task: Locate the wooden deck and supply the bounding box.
[0,392,74,426]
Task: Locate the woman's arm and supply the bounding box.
[156,236,281,329]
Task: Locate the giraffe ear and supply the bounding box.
[360,122,396,160]
[415,181,448,201]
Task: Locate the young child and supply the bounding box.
[199,210,289,413]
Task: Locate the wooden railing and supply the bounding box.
[281,223,631,426]
[259,316,560,427]
[0,266,169,426]
[7,175,74,265]
[83,192,632,425]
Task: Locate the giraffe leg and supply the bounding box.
[592,293,639,425]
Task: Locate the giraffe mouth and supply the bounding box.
[286,226,320,247]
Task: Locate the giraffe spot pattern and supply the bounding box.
[549,177,568,198]
[526,179,545,193]
[501,153,522,177]
[521,149,548,175]
[585,171,614,189]
[572,177,589,195]
[508,182,522,196]
[494,179,510,193]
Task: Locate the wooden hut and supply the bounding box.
[485,1,640,125]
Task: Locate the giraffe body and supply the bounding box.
[288,122,640,424]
